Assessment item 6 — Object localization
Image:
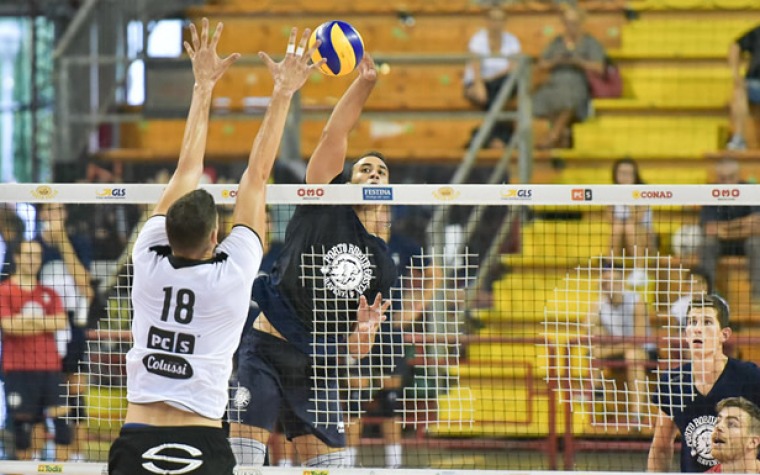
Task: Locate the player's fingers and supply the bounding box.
[358,294,369,308]
[189,23,200,51]
[258,51,275,70]
[220,52,241,71]
[296,28,310,58]
[200,17,209,47]
[183,41,194,59]
[285,27,297,56]
[210,22,223,51]
[304,37,320,60]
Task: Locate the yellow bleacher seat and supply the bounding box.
[616,18,757,58]
[570,116,724,158]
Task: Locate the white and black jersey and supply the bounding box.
[126,216,262,419]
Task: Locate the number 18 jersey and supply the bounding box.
[126,216,262,419]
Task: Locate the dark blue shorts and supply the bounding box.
[4,370,66,420]
[231,330,346,448]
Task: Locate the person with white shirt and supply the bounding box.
[463,7,522,148]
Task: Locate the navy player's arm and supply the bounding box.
[153,19,240,217]
[305,54,378,185]
[647,409,678,472]
[231,28,323,237]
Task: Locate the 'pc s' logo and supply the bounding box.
[142,443,203,474]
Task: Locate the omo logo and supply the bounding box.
[142,443,203,474]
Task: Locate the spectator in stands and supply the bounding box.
[609,158,657,257]
[0,240,71,461]
[727,24,760,151]
[698,158,760,307]
[463,6,522,149]
[587,262,651,417]
[648,294,760,472]
[670,267,711,327]
[532,4,605,149]
[707,397,760,473]
[38,203,94,462]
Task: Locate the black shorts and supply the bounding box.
[108,425,234,475]
[62,324,88,374]
[231,330,346,448]
[4,371,66,420]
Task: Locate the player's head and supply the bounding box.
[711,397,760,463]
[166,189,219,257]
[612,158,644,185]
[685,293,732,354]
[350,151,389,185]
[13,240,42,279]
[560,4,585,34]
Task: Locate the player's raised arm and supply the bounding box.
[152,18,240,216]
[232,28,323,237]
[305,54,378,185]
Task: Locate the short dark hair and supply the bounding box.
[166,189,218,254]
[687,293,730,328]
[716,397,760,454]
[345,151,389,182]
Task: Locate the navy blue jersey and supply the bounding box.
[253,176,397,355]
[652,358,760,472]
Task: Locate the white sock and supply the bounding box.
[385,443,402,468]
[278,458,293,467]
[346,446,357,467]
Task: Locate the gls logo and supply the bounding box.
[142,443,203,474]
[501,189,532,200]
[96,188,126,198]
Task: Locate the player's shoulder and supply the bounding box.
[729,357,760,376]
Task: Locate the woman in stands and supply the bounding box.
[609,158,656,256]
[229,53,396,468]
[532,4,605,149]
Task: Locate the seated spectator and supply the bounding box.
[463,6,522,149]
[587,263,651,416]
[532,4,605,149]
[727,24,760,151]
[698,158,760,307]
[708,397,760,473]
[608,158,656,256]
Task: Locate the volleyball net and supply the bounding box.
[0,183,757,474]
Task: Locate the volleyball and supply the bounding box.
[309,20,365,77]
[671,224,704,257]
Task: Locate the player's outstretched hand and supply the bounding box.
[184,18,241,88]
[259,27,326,97]
[358,53,377,83]
[356,293,390,332]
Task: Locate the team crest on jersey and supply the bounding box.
[320,243,373,298]
[684,415,718,466]
[233,386,251,409]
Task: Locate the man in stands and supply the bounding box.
[727,24,760,151]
